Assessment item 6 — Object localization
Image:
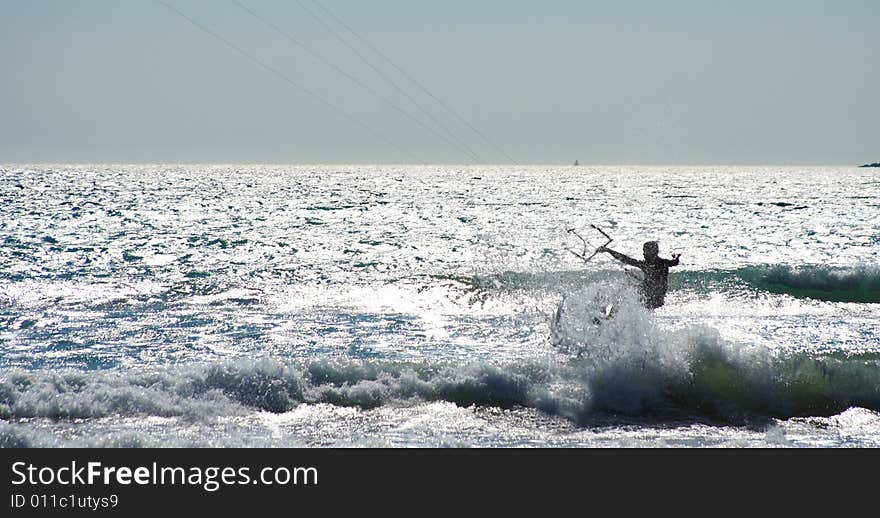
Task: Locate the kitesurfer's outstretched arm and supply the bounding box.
[598,247,643,268]
[665,254,681,267]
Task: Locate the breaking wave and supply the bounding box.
[3,287,878,427]
[735,265,880,303]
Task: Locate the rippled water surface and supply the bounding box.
[1,164,878,447]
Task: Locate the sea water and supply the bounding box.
[1,164,878,447]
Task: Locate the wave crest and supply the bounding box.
[3,344,878,426]
[453,264,880,304]
[736,265,880,303]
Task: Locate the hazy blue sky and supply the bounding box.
[2,0,878,164]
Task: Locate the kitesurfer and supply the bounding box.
[598,241,680,309]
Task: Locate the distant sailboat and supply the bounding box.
[574,160,579,166]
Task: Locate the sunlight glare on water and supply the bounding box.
[1,164,879,447]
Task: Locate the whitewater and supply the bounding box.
[1,164,879,447]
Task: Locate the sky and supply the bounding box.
[1,0,878,165]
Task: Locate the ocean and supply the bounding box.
[1,164,878,447]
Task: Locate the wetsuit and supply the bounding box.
[605,249,679,309]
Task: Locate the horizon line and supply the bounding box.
[1,161,871,168]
